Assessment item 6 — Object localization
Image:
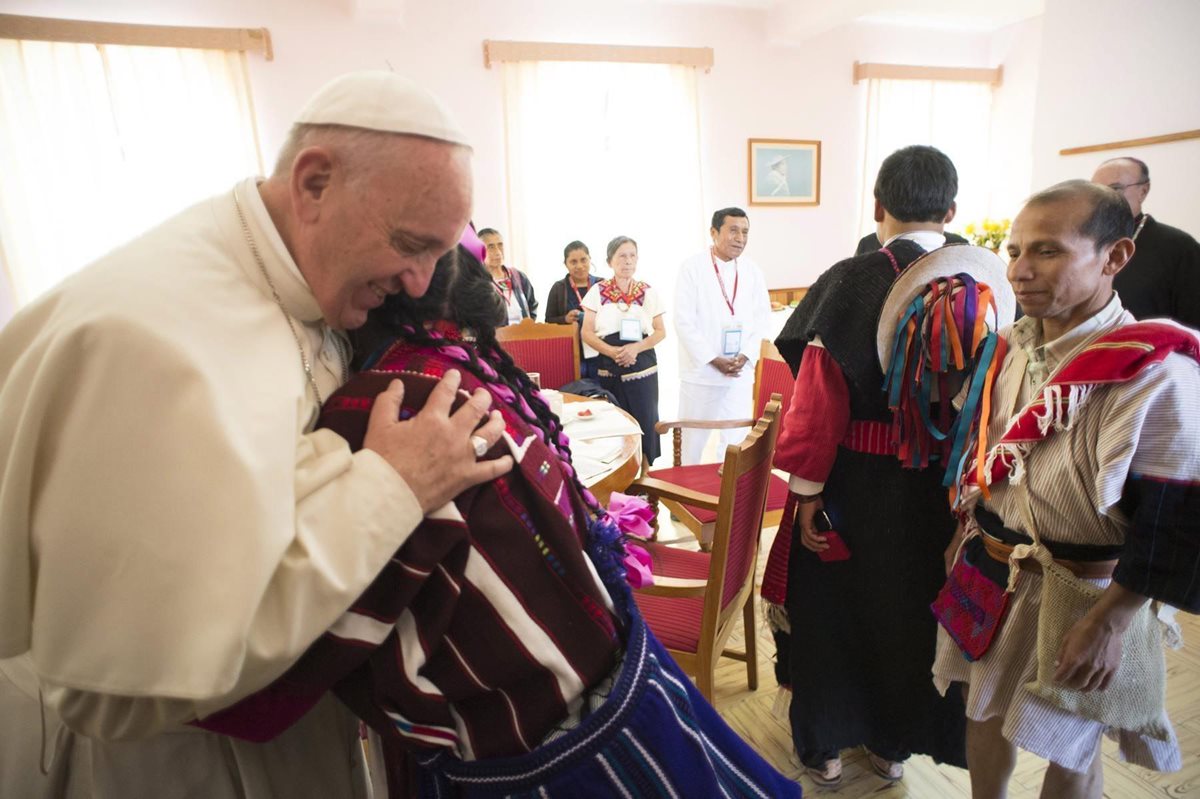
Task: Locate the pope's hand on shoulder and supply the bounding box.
[363,370,513,513]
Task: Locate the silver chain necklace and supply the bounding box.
[231,189,345,406]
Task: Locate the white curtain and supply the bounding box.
[0,39,262,318]
[499,60,706,457]
[858,78,994,238]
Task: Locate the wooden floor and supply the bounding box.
[654,518,1200,798]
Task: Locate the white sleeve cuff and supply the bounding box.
[788,474,824,495]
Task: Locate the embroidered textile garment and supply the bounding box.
[416,612,801,798]
[579,280,663,360]
[765,239,967,768]
[933,301,1200,773]
[196,336,800,799]
[199,341,623,761]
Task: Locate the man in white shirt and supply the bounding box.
[674,207,773,464]
[0,72,512,798]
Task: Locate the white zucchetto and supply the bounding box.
[294,71,471,149]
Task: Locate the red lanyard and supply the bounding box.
[493,273,513,304]
[570,281,587,306]
[710,250,739,315]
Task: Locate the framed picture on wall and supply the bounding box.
[747,139,821,206]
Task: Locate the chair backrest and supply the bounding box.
[705,396,783,637]
[495,319,581,389]
[753,339,794,421]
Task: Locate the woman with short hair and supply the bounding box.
[580,236,666,466]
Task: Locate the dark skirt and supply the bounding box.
[782,447,967,767]
[596,333,661,465]
[417,610,800,798]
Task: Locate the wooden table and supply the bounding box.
[562,394,641,507]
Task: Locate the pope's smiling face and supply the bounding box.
[293,134,473,330]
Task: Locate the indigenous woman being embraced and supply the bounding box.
[544,240,601,377]
[195,243,797,799]
[580,236,666,466]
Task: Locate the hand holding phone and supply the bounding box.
[814,510,851,562]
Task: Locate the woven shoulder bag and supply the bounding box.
[1010,483,1170,740]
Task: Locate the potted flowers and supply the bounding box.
[962,218,1011,253]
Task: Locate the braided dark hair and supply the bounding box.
[351,245,603,515]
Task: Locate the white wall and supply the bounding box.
[1031,0,1200,236]
[696,19,994,287]
[987,15,1042,220]
[2,0,1021,292]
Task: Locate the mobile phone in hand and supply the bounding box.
[814,510,851,562]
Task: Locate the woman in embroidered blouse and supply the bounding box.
[544,240,601,377]
[195,243,799,799]
[580,236,666,465]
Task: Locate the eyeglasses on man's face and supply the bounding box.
[1106,181,1148,192]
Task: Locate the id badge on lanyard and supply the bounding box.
[722,324,743,356]
[712,250,741,356]
[620,315,642,342]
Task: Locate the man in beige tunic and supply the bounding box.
[933,180,1200,798]
[0,72,512,797]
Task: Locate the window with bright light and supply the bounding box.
[857,78,994,237]
[498,59,708,443]
[0,38,262,314]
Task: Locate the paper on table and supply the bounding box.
[571,456,610,483]
[570,438,624,464]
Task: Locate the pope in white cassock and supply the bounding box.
[673,207,773,464]
[0,73,514,798]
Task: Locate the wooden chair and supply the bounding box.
[495,319,580,389]
[751,339,795,423]
[629,398,783,701]
[650,340,795,546]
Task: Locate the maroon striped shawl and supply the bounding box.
[197,341,622,762]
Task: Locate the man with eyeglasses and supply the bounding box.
[1091,157,1200,328]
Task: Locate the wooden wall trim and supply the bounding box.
[0,14,273,60]
[1060,129,1200,156]
[853,61,1002,86]
[483,39,713,71]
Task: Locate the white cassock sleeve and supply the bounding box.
[674,258,722,370]
[0,307,424,740]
